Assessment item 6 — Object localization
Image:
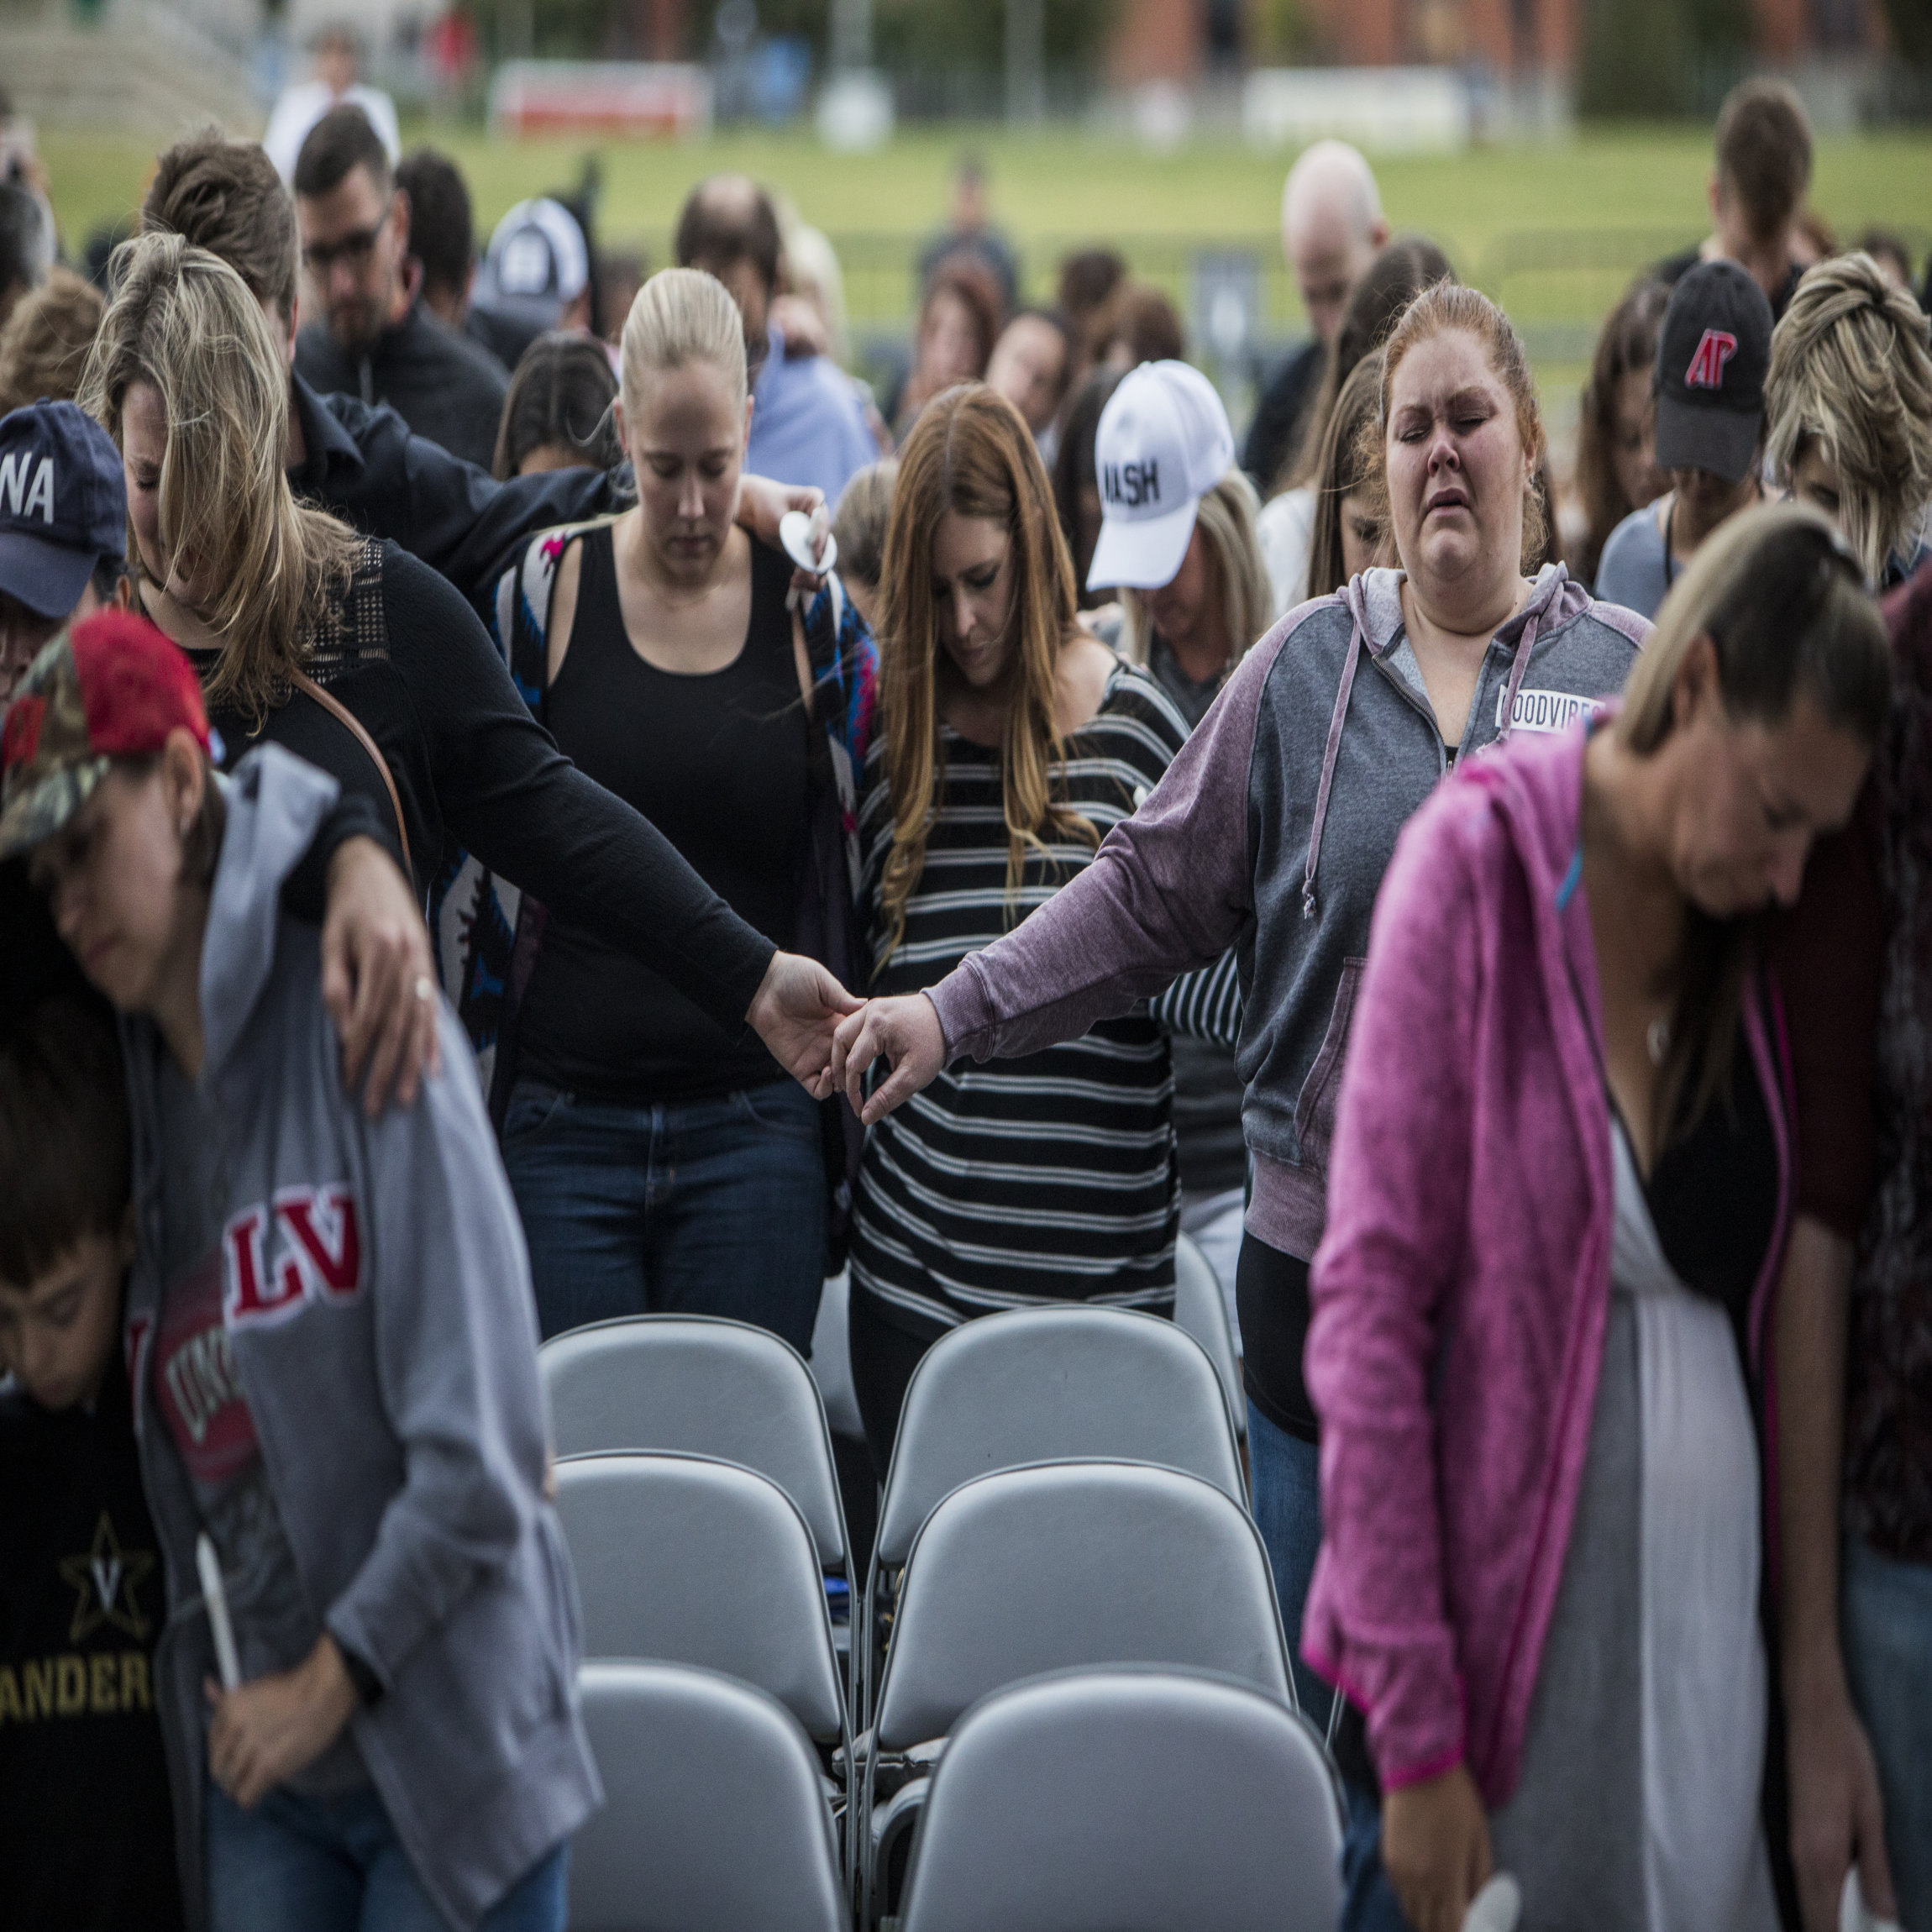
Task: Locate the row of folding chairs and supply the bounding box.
[539,1231,1242,1702]
[538,1247,1323,1929]
[570,1659,1341,1932]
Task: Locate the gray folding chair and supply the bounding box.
[571,1660,848,1932]
[859,1459,1294,1925]
[861,1305,1245,1725]
[1173,1231,1246,1445]
[898,1666,1341,1932]
[553,1452,854,1890]
[540,1311,849,1570]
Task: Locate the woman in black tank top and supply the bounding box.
[500,268,829,1351]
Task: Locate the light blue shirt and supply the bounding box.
[747,324,878,507]
[1593,500,1672,620]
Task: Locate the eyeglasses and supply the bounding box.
[302,201,393,276]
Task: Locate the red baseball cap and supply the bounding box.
[0,608,209,859]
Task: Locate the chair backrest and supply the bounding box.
[554,1452,846,1744]
[898,1666,1341,1932]
[572,1661,848,1932]
[541,1314,848,1573]
[1172,1233,1244,1442]
[873,1306,1243,1570]
[873,1461,1292,1751]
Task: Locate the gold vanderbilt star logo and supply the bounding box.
[59,1512,155,1644]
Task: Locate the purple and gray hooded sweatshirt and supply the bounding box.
[927,564,1648,1432]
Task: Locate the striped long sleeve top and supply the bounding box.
[848,661,1236,1334]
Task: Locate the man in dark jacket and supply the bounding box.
[291,106,508,471]
[144,131,614,606]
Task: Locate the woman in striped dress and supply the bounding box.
[845,382,1229,1477]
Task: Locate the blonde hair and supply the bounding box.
[1765,252,1932,585]
[1119,468,1270,677]
[874,383,1095,970]
[1380,281,1547,572]
[79,232,359,721]
[0,267,106,417]
[619,266,748,413]
[1618,501,1889,1142]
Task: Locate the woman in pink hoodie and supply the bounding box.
[1303,502,1890,1932]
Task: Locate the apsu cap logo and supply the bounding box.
[1102,458,1161,511]
[1684,328,1740,392]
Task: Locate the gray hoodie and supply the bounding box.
[120,745,600,1931]
[929,566,1647,1419]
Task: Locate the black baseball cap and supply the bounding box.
[1653,260,1773,486]
[0,401,126,621]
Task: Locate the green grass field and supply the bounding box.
[37,119,1932,420]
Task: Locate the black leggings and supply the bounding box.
[847,1291,941,1486]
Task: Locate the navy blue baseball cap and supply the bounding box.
[0,401,127,621]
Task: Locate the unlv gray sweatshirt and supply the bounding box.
[929,564,1648,1430]
[120,745,599,1930]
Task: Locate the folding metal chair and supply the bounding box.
[858,1459,1294,1925]
[860,1304,1245,1727]
[571,1660,848,1932]
[553,1452,855,1893]
[540,1313,854,1642]
[897,1665,1341,1932]
[1173,1231,1246,1445]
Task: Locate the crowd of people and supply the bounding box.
[0,57,1929,1932]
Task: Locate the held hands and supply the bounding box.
[1383,1765,1493,1932]
[320,836,441,1117]
[831,994,948,1125]
[747,952,864,1098]
[205,1634,359,1810]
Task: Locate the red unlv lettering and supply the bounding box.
[274,1187,363,1303]
[223,1189,364,1326]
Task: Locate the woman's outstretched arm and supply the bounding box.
[834,632,1284,1121]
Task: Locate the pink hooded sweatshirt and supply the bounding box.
[1300,718,1793,1803]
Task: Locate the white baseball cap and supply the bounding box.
[472,197,591,327]
[1086,360,1235,593]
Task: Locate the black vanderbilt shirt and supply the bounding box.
[0,1352,181,1931]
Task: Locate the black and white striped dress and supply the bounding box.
[849,662,1228,1336]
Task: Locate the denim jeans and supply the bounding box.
[206,1782,568,1932]
[1339,1778,1415,1932]
[1842,1534,1932,1931]
[1247,1398,1332,1730]
[501,1078,827,1349]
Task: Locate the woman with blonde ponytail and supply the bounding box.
[486,266,877,1350]
[845,381,1228,1479]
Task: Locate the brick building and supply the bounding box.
[1108,0,1883,82]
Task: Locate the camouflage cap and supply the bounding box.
[0,609,208,860]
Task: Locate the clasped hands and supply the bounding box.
[825,992,948,1123]
[751,954,946,1125]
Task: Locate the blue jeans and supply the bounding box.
[1843,1534,1932,1932]
[206,1782,568,1932]
[1247,1399,1332,1730]
[502,1079,827,1349]
[1340,1778,1415,1932]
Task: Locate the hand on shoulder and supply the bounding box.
[1055,628,1118,737]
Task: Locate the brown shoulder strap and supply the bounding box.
[288,667,412,882]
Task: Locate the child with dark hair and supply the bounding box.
[0,983,182,1930]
